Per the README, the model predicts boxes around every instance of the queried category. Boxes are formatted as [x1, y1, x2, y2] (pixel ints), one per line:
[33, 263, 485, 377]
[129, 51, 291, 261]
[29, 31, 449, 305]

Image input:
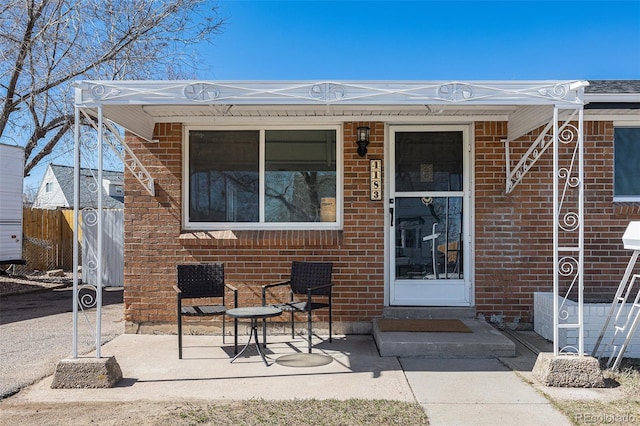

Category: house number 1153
[370, 159, 382, 201]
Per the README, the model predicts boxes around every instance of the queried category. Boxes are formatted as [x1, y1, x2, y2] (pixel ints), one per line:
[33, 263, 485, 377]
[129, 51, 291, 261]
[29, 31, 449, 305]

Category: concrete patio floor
[6, 332, 579, 425]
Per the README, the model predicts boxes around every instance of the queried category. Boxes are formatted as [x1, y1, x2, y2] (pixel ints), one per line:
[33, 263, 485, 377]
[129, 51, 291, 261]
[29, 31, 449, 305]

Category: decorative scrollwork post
[553, 106, 585, 356]
[72, 106, 106, 358]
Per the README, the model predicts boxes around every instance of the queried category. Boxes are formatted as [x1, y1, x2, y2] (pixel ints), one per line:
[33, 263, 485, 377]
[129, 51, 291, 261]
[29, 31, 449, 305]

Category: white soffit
[586, 93, 640, 103]
[102, 105, 155, 141]
[506, 105, 554, 142]
[142, 104, 518, 120]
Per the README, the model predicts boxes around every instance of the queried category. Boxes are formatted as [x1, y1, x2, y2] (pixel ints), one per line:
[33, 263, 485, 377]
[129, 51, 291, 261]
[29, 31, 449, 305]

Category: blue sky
[22, 0, 640, 194]
[202, 0, 640, 80]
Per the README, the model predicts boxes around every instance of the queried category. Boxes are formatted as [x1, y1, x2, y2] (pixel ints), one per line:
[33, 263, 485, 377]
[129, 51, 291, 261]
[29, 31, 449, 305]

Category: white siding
[534, 292, 640, 358]
[32, 166, 68, 209]
[82, 209, 124, 287]
[0, 144, 25, 262]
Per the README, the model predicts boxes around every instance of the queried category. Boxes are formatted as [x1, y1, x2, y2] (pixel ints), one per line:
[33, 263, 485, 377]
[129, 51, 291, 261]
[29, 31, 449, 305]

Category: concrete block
[372, 319, 515, 358]
[532, 352, 604, 388]
[51, 356, 122, 389]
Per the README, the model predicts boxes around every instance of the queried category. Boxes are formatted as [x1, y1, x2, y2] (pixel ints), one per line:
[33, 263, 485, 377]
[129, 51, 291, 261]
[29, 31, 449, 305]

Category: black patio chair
[174, 263, 238, 359]
[262, 261, 334, 353]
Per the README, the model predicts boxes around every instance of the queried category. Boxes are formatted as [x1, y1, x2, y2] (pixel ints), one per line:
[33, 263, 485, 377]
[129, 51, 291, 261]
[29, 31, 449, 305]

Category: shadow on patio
[12, 334, 415, 403]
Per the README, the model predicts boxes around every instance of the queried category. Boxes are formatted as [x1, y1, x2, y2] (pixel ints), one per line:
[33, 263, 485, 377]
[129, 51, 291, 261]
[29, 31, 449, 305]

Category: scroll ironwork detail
[437, 83, 473, 102]
[309, 83, 345, 101]
[184, 83, 220, 101]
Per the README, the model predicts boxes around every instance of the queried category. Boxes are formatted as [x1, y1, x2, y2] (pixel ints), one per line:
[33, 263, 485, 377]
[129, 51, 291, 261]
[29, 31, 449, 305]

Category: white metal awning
[74, 80, 589, 141]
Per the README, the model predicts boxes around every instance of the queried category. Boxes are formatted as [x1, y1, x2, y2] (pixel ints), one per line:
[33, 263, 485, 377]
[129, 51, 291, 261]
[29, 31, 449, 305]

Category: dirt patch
[0, 401, 190, 425]
[0, 271, 74, 296]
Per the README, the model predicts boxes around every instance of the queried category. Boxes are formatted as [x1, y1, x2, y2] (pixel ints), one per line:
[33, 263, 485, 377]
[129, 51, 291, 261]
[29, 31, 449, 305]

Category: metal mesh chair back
[290, 261, 333, 295]
[177, 263, 225, 298]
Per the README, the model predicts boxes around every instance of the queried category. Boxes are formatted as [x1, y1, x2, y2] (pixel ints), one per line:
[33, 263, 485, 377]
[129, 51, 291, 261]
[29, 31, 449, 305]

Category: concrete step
[372, 318, 516, 358]
[382, 307, 476, 319]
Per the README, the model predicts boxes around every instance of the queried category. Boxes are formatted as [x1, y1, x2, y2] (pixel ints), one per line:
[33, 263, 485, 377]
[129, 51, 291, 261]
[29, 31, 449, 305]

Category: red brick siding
[474, 120, 640, 323]
[124, 122, 385, 326]
[124, 120, 640, 329]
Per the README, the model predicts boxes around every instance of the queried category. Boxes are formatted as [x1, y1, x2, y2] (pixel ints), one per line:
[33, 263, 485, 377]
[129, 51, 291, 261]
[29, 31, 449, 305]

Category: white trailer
[0, 143, 26, 266]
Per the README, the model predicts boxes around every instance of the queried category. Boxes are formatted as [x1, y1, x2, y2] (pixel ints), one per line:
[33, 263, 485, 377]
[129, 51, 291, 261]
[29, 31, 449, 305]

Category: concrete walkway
[7, 333, 573, 425]
[402, 357, 571, 425]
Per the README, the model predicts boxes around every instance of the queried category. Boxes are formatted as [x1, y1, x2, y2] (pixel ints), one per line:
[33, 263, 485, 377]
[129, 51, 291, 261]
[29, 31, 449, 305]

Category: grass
[173, 399, 429, 426]
[550, 359, 640, 426]
[170, 360, 640, 426]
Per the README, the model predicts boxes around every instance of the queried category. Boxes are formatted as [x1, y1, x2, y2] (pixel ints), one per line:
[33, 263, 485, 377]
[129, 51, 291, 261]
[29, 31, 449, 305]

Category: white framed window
[614, 127, 640, 202]
[45, 182, 53, 192]
[184, 126, 342, 230]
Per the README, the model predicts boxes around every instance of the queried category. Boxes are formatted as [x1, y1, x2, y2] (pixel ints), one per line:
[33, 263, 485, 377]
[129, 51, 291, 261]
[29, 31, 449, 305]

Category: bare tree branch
[0, 0, 225, 176]
[0, 0, 47, 136]
[24, 116, 73, 175]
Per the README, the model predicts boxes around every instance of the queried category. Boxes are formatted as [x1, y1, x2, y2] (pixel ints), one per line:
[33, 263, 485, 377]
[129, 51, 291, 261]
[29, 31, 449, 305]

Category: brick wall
[474, 120, 640, 323]
[582, 121, 640, 300]
[123, 119, 640, 332]
[123, 122, 386, 332]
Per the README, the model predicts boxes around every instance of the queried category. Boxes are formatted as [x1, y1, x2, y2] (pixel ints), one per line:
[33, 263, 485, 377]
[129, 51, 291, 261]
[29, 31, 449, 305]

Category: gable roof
[49, 164, 124, 209]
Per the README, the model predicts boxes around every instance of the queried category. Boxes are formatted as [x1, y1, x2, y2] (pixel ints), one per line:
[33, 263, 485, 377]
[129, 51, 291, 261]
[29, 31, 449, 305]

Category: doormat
[377, 319, 472, 333]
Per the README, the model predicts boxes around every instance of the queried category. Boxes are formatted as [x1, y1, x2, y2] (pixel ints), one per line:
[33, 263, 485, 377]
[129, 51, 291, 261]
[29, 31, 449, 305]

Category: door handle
[389, 206, 394, 226]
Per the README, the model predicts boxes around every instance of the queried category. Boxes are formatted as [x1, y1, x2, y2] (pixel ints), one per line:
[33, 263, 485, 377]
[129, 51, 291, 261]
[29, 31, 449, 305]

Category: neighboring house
[32, 164, 124, 210]
[31, 164, 124, 286]
[71, 80, 640, 339]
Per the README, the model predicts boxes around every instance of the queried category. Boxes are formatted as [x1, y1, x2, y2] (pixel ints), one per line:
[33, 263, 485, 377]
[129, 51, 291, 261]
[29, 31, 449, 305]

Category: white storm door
[389, 126, 471, 306]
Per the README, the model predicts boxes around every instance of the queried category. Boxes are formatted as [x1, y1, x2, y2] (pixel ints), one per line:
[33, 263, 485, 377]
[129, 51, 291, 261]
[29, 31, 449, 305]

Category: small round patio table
[226, 306, 282, 366]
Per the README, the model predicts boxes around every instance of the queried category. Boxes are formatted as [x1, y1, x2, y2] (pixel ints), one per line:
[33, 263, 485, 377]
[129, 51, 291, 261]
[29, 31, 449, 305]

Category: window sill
[179, 231, 239, 240]
[178, 229, 343, 247]
[613, 201, 640, 217]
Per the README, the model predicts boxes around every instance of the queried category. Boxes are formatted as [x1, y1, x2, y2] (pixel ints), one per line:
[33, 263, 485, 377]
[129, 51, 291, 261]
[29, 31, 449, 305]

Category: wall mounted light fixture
[356, 126, 370, 157]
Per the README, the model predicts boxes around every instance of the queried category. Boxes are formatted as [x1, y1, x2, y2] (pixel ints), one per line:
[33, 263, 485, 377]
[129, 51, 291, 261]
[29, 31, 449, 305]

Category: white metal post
[578, 108, 585, 356]
[72, 106, 80, 359]
[96, 106, 104, 359]
[504, 140, 511, 193]
[553, 107, 560, 356]
[553, 106, 585, 356]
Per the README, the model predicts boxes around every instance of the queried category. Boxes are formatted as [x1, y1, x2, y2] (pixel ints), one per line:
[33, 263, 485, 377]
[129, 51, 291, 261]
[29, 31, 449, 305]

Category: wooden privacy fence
[22, 208, 79, 271]
[21, 207, 125, 286]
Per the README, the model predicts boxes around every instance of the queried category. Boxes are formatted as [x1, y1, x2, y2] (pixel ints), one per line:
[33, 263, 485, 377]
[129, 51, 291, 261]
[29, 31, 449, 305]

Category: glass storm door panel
[390, 127, 471, 306]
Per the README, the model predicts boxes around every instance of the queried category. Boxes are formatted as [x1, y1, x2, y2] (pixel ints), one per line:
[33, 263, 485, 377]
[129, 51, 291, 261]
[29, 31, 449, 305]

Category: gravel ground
[0, 271, 124, 399]
[0, 270, 74, 296]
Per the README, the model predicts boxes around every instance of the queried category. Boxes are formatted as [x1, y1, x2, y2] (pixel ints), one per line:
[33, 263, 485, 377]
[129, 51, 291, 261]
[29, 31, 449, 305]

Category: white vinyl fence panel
[82, 209, 124, 287]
